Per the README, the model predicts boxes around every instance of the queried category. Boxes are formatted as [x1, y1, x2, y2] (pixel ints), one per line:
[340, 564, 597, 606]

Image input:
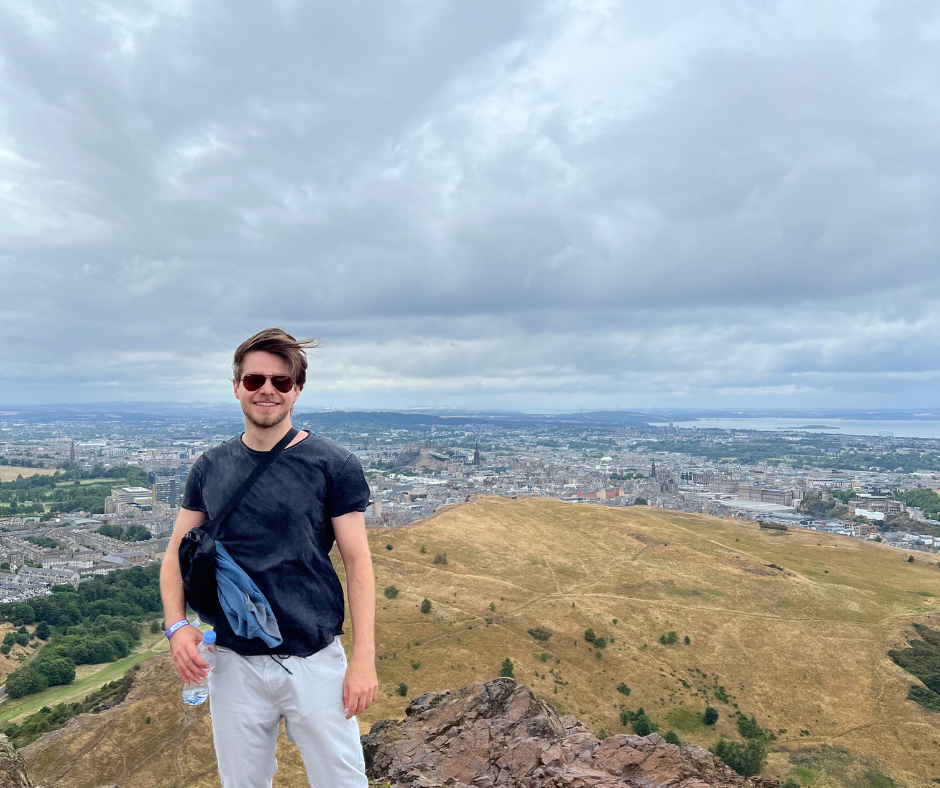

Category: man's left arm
[333, 510, 378, 719]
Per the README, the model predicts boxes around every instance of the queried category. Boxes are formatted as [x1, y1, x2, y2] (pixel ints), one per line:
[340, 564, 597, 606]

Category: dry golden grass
[21, 498, 940, 788]
[0, 466, 56, 482]
[349, 497, 940, 788]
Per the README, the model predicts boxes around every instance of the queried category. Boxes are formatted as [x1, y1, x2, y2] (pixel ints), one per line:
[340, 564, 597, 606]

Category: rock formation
[362, 678, 777, 788]
[0, 735, 32, 788]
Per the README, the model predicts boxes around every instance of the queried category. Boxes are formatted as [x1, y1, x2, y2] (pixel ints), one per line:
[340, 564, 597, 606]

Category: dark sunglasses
[240, 374, 294, 393]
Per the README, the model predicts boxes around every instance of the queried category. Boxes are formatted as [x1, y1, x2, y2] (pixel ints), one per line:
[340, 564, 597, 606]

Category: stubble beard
[242, 403, 291, 430]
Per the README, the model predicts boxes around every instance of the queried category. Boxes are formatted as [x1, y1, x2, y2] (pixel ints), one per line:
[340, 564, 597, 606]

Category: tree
[384, 585, 400, 599]
[634, 498, 648, 506]
[35, 657, 76, 687]
[737, 714, 764, 739]
[908, 555, 915, 563]
[710, 739, 766, 777]
[6, 667, 48, 699]
[704, 706, 719, 725]
[664, 730, 682, 746]
[397, 682, 408, 696]
[420, 598, 432, 614]
[633, 714, 653, 736]
[500, 657, 515, 678]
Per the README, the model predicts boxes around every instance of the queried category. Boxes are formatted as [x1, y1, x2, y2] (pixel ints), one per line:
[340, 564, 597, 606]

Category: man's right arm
[160, 507, 210, 684]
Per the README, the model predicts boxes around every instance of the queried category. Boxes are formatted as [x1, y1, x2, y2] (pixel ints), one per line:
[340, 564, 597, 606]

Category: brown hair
[232, 328, 320, 389]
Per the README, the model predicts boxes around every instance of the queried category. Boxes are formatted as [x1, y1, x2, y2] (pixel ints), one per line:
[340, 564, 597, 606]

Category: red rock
[361, 678, 778, 788]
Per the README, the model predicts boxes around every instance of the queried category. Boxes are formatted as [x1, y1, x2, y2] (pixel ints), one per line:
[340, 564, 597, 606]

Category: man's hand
[169, 625, 209, 684]
[342, 653, 378, 719]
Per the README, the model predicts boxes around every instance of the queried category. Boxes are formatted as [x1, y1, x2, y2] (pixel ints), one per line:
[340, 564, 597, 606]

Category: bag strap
[213, 427, 298, 538]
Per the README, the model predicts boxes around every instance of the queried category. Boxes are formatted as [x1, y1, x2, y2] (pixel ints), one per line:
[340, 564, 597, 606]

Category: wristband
[165, 619, 191, 640]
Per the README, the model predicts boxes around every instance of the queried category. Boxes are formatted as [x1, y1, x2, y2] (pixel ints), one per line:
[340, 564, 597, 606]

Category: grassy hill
[23, 498, 940, 788]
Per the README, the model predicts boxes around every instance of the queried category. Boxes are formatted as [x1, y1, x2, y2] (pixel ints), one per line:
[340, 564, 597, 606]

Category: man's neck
[242, 417, 294, 452]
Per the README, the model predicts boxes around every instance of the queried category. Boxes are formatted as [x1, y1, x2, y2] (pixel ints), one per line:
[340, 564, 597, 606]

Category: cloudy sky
[1, 1, 938, 411]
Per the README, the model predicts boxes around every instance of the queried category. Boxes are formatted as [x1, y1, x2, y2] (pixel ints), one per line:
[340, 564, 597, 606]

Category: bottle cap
[202, 630, 216, 645]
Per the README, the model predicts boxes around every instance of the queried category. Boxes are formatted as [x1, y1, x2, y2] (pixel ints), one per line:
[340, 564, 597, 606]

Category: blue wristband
[165, 619, 191, 640]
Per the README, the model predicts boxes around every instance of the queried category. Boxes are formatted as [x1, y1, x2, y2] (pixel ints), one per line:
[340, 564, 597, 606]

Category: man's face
[233, 350, 301, 429]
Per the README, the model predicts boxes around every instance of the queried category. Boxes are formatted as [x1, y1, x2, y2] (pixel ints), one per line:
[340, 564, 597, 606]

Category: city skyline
[2, 1, 939, 409]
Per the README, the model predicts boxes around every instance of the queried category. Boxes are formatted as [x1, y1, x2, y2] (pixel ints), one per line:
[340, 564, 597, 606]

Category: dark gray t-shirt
[181, 432, 370, 656]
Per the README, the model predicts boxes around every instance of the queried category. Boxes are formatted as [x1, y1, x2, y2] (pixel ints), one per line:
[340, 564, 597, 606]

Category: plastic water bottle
[182, 630, 217, 706]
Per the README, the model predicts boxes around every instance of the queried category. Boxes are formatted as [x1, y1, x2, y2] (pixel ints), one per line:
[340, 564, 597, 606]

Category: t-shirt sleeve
[327, 453, 371, 517]
[181, 457, 208, 513]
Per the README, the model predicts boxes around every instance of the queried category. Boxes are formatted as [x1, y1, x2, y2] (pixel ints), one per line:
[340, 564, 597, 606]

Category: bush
[397, 682, 408, 696]
[659, 631, 678, 645]
[737, 714, 764, 739]
[149, 620, 162, 634]
[433, 552, 448, 565]
[420, 545, 427, 554]
[386, 544, 393, 551]
[489, 602, 496, 612]
[0, 644, 10, 655]
[684, 636, 691, 645]
[664, 730, 682, 746]
[500, 657, 515, 678]
[384, 585, 400, 599]
[710, 739, 766, 777]
[908, 555, 915, 563]
[704, 706, 719, 725]
[420, 598, 432, 614]
[593, 637, 607, 650]
[633, 714, 653, 736]
[527, 628, 552, 643]
[616, 682, 631, 696]
[584, 628, 596, 644]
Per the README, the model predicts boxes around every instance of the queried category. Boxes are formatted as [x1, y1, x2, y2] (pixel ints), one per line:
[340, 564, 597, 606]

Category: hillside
[22, 497, 940, 788]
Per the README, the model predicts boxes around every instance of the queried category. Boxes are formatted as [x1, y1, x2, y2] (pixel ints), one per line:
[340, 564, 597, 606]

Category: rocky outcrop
[362, 678, 777, 788]
[0, 735, 31, 788]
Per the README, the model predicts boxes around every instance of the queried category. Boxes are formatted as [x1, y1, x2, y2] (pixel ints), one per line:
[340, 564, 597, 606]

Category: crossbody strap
[213, 427, 298, 539]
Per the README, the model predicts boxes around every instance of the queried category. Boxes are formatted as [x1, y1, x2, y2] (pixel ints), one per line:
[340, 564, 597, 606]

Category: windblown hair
[232, 328, 320, 389]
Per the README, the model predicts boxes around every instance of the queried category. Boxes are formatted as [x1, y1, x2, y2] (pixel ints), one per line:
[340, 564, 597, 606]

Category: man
[160, 328, 377, 788]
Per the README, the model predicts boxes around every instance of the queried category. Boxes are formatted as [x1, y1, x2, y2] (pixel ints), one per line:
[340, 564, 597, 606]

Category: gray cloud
[1, 0, 939, 408]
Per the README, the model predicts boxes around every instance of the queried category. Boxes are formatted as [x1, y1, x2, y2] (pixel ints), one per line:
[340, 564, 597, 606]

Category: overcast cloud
[1, 0, 939, 410]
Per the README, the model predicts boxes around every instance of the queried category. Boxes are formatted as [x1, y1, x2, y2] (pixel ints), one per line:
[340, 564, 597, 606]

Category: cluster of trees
[24, 535, 59, 549]
[896, 489, 940, 521]
[2, 668, 137, 748]
[97, 523, 152, 542]
[709, 711, 773, 777]
[0, 464, 151, 516]
[798, 492, 849, 519]
[0, 565, 162, 700]
[584, 627, 608, 650]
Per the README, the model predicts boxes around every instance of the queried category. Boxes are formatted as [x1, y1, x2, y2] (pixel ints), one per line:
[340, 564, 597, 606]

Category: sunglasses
[240, 374, 295, 393]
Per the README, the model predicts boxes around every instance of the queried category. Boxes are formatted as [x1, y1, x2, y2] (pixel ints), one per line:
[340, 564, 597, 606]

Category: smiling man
[159, 328, 376, 788]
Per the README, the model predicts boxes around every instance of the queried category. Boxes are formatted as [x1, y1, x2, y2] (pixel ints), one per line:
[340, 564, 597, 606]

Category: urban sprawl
[2, 408, 939, 605]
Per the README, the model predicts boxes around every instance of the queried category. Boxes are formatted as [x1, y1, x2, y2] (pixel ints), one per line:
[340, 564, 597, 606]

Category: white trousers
[207, 638, 367, 788]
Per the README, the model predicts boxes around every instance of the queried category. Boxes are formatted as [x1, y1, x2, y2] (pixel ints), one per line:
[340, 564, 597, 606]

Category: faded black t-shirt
[181, 432, 370, 656]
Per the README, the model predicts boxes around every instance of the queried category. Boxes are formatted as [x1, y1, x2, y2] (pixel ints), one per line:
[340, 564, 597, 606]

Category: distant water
[650, 418, 940, 440]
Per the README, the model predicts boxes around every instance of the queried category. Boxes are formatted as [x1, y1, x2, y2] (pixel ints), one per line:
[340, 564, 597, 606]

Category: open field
[22, 498, 940, 788]
[0, 467, 56, 482]
[352, 498, 940, 788]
